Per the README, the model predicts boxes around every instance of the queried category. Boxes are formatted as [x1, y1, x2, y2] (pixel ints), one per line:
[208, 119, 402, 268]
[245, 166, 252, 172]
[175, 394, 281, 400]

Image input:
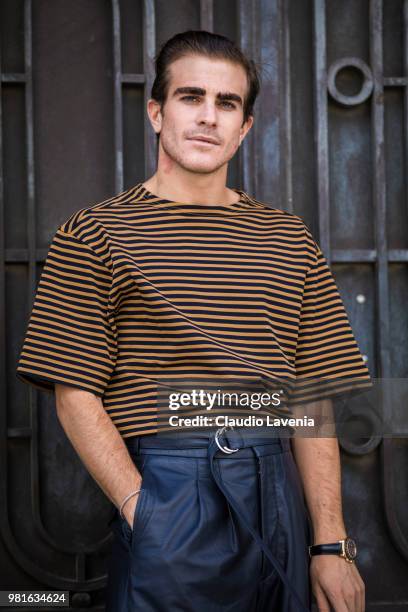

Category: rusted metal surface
[200, 0, 214, 33]
[1, 0, 407, 608]
[112, 0, 124, 192]
[313, 0, 331, 258]
[143, 0, 157, 178]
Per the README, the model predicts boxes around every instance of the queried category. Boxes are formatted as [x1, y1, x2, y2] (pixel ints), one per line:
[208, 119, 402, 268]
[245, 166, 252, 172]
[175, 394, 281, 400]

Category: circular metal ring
[214, 426, 239, 454]
[337, 411, 382, 455]
[327, 57, 373, 106]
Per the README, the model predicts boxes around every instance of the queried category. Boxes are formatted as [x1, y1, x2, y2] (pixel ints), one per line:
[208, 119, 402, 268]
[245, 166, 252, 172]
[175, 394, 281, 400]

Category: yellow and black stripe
[16, 183, 372, 438]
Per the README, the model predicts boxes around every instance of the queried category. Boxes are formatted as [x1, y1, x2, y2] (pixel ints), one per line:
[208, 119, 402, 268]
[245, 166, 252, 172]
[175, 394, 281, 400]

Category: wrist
[122, 494, 138, 527]
[309, 535, 358, 563]
[312, 527, 347, 545]
[119, 483, 142, 521]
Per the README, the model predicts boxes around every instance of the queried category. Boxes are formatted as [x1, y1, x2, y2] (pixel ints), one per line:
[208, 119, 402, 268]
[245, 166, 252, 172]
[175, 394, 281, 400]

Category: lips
[188, 136, 220, 145]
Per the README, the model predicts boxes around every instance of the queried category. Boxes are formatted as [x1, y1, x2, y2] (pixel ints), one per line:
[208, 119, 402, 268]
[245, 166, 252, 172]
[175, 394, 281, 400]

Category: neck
[143, 169, 240, 206]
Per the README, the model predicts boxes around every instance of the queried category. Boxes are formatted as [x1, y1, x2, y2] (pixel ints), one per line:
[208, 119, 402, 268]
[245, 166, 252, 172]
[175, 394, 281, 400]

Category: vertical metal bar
[200, 0, 214, 32]
[112, 0, 124, 192]
[251, 0, 261, 198]
[24, 0, 63, 564]
[237, 0, 256, 195]
[370, 0, 390, 379]
[312, 0, 331, 259]
[404, 0, 408, 221]
[25, 0, 35, 251]
[24, 0, 39, 525]
[380, 0, 408, 564]
[256, 0, 281, 207]
[281, 0, 293, 212]
[0, 0, 6, 547]
[24, 0, 36, 320]
[143, 0, 157, 179]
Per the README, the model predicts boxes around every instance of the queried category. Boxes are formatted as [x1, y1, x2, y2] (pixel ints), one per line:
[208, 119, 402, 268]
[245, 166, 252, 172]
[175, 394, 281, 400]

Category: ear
[146, 98, 163, 134]
[239, 115, 254, 144]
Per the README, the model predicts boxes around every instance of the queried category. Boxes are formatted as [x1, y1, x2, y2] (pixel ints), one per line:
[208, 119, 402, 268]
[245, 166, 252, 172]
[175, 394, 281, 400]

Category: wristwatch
[308, 537, 357, 563]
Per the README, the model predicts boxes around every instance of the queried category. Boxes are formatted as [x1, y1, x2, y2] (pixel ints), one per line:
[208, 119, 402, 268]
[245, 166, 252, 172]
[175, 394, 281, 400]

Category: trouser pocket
[118, 453, 155, 549]
[254, 448, 312, 611]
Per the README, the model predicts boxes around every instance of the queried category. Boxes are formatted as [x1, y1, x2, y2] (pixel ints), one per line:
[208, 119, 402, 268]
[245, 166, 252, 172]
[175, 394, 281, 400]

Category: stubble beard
[160, 130, 236, 176]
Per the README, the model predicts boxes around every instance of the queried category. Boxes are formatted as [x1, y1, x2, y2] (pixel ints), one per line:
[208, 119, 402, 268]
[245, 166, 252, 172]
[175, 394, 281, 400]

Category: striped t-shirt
[16, 183, 372, 438]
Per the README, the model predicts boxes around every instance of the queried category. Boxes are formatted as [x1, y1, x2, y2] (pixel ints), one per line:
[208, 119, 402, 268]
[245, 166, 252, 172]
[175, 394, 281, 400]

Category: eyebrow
[172, 86, 243, 106]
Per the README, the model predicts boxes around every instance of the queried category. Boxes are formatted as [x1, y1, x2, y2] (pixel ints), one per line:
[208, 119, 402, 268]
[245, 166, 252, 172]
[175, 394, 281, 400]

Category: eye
[220, 101, 236, 109]
[181, 95, 199, 102]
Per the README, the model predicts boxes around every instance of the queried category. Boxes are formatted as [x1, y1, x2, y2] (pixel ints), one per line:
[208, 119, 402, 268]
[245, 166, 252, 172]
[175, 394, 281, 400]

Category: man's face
[150, 54, 254, 175]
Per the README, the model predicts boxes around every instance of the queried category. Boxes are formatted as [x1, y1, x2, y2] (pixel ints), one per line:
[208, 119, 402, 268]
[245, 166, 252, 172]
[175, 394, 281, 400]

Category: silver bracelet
[119, 489, 141, 520]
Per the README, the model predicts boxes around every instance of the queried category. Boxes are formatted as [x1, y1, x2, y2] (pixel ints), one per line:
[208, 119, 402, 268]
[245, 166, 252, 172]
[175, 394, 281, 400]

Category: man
[16, 30, 371, 611]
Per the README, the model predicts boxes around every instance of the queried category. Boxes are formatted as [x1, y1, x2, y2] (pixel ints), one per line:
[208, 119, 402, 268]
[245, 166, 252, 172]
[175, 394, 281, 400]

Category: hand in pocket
[123, 485, 143, 531]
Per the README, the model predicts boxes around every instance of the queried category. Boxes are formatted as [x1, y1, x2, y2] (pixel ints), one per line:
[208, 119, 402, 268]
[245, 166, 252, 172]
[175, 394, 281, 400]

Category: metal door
[1, 1, 406, 609]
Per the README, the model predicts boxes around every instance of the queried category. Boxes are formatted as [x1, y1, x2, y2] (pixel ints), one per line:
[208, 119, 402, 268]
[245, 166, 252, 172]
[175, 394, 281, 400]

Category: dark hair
[151, 30, 261, 136]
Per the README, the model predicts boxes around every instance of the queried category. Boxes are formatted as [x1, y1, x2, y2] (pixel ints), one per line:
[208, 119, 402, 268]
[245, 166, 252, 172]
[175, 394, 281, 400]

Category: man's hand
[290, 402, 366, 610]
[310, 555, 365, 611]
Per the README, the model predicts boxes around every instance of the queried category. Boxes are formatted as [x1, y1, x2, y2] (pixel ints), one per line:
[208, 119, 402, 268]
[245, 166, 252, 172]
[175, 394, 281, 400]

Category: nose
[196, 100, 217, 126]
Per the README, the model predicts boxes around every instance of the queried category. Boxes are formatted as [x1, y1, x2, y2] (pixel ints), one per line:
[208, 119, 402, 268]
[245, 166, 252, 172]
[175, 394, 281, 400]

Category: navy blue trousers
[105, 428, 312, 611]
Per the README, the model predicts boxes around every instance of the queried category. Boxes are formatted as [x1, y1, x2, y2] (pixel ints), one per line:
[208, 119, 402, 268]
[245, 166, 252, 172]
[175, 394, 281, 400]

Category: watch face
[345, 537, 357, 559]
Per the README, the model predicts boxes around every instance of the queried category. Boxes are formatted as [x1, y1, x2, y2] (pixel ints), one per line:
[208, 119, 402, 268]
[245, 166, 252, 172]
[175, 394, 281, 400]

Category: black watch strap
[309, 537, 357, 562]
[309, 542, 342, 556]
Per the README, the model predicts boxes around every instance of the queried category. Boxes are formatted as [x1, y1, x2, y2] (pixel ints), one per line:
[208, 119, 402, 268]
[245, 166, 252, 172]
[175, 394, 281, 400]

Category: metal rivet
[362, 355, 368, 362]
[356, 294, 366, 304]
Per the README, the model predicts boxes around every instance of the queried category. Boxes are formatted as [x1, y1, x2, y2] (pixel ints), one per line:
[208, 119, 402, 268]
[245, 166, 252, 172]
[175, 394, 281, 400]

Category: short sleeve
[16, 226, 118, 397]
[288, 232, 372, 405]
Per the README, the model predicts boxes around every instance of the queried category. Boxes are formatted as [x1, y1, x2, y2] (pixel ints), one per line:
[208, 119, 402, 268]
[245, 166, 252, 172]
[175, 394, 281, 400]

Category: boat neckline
[130, 182, 267, 214]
